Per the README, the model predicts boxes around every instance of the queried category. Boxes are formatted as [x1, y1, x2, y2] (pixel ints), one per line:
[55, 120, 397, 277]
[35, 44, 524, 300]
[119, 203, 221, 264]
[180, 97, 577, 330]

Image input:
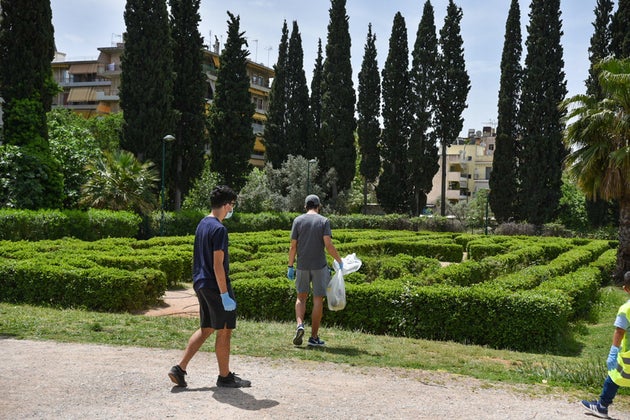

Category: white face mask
[225, 209, 233, 219]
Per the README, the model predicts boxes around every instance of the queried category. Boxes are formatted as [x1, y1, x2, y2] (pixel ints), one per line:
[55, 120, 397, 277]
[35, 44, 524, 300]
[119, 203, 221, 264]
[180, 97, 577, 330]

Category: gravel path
[2, 338, 628, 419]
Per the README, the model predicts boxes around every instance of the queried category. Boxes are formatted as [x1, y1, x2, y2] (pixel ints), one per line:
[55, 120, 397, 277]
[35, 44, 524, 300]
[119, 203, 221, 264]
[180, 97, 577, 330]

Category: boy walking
[582, 271, 630, 418]
[287, 194, 342, 347]
[168, 185, 250, 388]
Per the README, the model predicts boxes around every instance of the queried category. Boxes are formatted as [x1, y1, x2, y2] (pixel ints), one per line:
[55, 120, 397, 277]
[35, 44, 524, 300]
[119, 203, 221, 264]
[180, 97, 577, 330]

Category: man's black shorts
[196, 288, 237, 329]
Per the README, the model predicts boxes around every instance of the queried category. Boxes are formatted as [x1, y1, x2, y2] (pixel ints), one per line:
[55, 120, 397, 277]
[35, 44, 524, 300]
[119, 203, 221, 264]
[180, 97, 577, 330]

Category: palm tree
[81, 150, 159, 215]
[562, 57, 630, 283]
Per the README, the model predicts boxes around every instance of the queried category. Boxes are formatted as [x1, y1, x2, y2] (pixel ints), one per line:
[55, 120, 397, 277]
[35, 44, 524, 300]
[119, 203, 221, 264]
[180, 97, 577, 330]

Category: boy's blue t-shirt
[192, 216, 230, 292]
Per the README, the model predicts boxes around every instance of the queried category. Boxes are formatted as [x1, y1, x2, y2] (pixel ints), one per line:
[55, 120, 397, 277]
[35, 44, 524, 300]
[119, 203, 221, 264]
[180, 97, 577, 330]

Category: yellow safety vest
[609, 300, 630, 387]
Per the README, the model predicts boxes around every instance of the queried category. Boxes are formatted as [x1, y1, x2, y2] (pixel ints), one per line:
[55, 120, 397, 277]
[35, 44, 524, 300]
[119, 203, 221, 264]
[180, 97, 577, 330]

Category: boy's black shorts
[196, 288, 236, 329]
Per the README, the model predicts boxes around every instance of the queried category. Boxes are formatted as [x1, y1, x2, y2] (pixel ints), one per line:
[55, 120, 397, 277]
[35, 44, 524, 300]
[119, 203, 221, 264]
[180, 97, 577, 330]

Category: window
[251, 74, 265, 86]
[251, 97, 264, 111]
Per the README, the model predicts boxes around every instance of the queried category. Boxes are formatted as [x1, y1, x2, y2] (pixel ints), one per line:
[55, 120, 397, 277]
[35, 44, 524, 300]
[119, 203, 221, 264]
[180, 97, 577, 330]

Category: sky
[50, 0, 601, 138]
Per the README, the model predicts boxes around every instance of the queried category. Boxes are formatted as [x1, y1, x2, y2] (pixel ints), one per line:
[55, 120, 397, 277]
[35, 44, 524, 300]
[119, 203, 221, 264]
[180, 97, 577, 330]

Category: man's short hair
[210, 185, 237, 209]
[304, 194, 320, 210]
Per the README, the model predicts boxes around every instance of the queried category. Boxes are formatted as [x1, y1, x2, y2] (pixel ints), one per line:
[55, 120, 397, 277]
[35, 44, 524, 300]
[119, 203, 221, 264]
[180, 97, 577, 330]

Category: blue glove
[607, 345, 620, 370]
[287, 266, 296, 280]
[338, 261, 344, 272]
[220, 292, 236, 311]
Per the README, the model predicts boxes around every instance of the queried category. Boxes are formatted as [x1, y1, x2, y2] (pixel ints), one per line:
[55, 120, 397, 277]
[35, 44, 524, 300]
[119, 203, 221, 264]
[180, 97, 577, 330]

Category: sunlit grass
[1, 285, 629, 408]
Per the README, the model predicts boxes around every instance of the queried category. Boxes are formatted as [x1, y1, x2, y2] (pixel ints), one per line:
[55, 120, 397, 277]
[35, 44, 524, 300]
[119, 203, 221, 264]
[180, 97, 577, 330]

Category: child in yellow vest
[582, 271, 630, 419]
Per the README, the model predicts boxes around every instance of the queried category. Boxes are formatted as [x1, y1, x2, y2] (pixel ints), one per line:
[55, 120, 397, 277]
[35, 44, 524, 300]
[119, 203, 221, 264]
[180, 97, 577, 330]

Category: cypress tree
[308, 39, 324, 162]
[586, 0, 614, 97]
[357, 24, 381, 212]
[489, 0, 521, 223]
[610, 0, 630, 58]
[377, 12, 412, 214]
[409, 1, 440, 216]
[285, 21, 311, 157]
[207, 12, 255, 191]
[264, 20, 289, 168]
[120, 0, 175, 166]
[0, 0, 63, 208]
[320, 0, 356, 202]
[517, 0, 567, 225]
[169, 0, 207, 210]
[585, 0, 615, 227]
[434, 0, 470, 216]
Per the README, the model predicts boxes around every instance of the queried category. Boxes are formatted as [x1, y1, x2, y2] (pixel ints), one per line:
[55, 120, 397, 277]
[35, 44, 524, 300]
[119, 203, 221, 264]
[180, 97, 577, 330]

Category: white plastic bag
[327, 253, 362, 311]
[326, 269, 346, 311]
[337, 253, 362, 275]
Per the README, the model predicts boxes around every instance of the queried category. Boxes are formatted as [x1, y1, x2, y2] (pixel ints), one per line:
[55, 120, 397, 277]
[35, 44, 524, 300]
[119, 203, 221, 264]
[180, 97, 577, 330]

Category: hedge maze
[0, 229, 616, 352]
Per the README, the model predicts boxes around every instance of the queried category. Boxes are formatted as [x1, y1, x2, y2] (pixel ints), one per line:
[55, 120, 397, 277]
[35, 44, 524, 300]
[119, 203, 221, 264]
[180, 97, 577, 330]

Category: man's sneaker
[293, 325, 305, 345]
[581, 400, 609, 418]
[168, 365, 187, 387]
[307, 336, 325, 347]
[217, 372, 251, 388]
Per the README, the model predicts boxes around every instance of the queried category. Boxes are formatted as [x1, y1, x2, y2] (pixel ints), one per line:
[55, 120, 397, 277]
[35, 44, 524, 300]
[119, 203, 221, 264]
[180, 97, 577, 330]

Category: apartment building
[202, 42, 272, 166]
[426, 126, 496, 207]
[51, 41, 274, 167]
[51, 45, 122, 117]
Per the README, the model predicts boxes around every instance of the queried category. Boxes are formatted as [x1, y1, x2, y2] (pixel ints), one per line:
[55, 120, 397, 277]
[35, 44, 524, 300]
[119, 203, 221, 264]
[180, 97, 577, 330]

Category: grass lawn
[2, 284, 630, 407]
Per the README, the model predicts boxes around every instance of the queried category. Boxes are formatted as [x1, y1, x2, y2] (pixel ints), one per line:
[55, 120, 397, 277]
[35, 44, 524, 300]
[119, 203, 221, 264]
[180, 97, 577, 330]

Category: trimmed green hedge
[0, 230, 617, 351]
[0, 209, 141, 241]
[0, 259, 165, 311]
[0, 236, 193, 310]
[234, 277, 572, 352]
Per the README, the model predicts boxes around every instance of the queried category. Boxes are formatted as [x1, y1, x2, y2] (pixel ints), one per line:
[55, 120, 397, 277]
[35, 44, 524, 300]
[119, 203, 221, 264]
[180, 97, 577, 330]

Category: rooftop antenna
[482, 119, 497, 129]
[253, 39, 258, 62]
[111, 33, 122, 46]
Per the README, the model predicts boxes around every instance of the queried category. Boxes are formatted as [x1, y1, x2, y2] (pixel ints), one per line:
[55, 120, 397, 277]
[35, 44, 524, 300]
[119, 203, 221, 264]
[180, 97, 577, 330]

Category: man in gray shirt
[287, 194, 343, 347]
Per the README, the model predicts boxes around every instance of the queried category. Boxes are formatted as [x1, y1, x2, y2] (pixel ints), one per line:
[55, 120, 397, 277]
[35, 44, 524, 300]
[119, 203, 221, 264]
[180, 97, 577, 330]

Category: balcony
[59, 80, 111, 88]
[445, 189, 461, 200]
[95, 91, 119, 101]
[98, 63, 122, 75]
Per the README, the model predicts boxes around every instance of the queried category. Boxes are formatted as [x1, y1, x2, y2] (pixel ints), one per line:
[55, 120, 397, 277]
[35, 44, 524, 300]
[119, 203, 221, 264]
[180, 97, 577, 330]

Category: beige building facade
[426, 127, 496, 208]
[51, 41, 274, 167]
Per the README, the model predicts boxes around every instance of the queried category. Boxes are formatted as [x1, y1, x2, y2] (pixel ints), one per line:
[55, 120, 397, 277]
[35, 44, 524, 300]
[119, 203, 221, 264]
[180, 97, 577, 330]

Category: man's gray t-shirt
[290, 213, 332, 270]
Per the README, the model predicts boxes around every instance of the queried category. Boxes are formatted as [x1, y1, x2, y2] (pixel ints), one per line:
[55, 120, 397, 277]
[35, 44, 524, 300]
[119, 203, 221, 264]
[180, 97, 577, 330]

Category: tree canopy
[208, 12, 255, 191]
[489, 0, 521, 223]
[517, 0, 567, 225]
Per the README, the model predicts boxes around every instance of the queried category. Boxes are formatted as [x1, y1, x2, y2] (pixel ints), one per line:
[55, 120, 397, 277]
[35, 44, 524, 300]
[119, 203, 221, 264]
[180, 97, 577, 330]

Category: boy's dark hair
[210, 185, 237, 209]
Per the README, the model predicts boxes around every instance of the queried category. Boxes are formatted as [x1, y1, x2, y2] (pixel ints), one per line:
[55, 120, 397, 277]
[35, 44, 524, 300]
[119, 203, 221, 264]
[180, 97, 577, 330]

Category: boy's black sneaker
[217, 372, 251, 388]
[168, 365, 187, 387]
[307, 336, 325, 347]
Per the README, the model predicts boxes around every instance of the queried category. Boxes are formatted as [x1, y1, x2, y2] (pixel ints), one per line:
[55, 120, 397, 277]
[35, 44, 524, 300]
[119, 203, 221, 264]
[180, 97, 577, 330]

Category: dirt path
[2, 290, 629, 419]
[0, 338, 610, 420]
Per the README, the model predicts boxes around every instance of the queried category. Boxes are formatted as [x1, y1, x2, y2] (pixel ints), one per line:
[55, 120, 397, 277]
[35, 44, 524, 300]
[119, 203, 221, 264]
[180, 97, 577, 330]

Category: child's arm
[612, 326, 625, 348]
[608, 327, 626, 370]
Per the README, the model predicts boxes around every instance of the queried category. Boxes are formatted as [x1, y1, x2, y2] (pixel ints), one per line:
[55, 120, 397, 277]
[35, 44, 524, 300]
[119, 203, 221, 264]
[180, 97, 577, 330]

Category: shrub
[0, 209, 140, 241]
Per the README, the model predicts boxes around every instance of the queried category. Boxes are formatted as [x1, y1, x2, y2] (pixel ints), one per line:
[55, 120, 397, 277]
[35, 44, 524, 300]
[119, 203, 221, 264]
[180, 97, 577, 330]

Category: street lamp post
[306, 159, 317, 195]
[484, 190, 490, 235]
[160, 134, 175, 236]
